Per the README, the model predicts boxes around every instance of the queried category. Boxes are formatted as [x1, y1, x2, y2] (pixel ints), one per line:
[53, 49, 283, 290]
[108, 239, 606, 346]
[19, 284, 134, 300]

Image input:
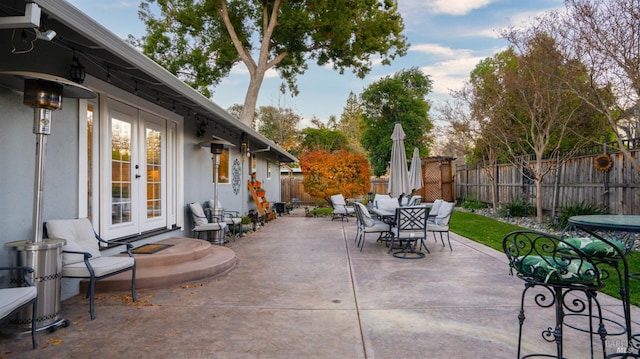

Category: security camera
[35, 28, 56, 41]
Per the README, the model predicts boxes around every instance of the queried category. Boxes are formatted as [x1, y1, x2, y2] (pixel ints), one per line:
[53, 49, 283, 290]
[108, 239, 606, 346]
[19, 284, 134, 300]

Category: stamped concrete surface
[1, 212, 639, 358]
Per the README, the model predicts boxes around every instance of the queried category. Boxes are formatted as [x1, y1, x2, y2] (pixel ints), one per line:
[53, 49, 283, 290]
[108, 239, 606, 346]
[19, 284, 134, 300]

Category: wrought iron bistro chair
[388, 206, 430, 259]
[503, 230, 608, 359]
[353, 202, 391, 252]
[45, 218, 136, 320]
[0, 266, 38, 348]
[330, 194, 355, 222]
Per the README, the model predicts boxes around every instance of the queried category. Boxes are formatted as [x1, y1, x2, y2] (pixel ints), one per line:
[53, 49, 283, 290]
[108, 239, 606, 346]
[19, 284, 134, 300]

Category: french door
[102, 99, 167, 238]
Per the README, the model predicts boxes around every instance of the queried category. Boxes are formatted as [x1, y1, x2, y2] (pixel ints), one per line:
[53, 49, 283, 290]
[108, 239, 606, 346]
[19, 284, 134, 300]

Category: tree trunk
[535, 156, 544, 223]
[238, 68, 267, 127]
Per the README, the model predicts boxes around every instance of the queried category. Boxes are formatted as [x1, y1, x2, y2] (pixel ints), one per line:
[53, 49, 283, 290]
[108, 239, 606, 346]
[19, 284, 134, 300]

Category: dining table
[565, 215, 640, 354]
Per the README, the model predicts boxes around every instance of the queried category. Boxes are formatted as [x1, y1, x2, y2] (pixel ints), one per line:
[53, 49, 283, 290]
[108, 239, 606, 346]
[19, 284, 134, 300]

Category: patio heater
[2, 72, 95, 335]
[200, 137, 234, 244]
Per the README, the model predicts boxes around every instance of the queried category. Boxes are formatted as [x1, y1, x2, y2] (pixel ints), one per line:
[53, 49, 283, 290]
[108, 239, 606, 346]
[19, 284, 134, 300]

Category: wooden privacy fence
[280, 177, 389, 206]
[455, 148, 640, 215]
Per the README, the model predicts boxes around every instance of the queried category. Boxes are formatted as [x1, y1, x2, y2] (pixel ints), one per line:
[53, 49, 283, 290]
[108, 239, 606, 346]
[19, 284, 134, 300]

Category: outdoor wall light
[240, 132, 251, 157]
[69, 52, 85, 84]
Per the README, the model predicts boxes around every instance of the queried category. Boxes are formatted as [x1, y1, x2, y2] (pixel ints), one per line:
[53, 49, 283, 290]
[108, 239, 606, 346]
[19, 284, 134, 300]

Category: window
[267, 160, 271, 180]
[213, 148, 230, 184]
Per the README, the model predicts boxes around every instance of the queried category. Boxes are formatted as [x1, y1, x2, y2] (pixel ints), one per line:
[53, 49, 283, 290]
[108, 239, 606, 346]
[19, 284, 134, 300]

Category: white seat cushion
[194, 222, 227, 231]
[376, 198, 400, 211]
[390, 227, 425, 240]
[427, 223, 448, 231]
[62, 256, 135, 278]
[434, 201, 454, 225]
[364, 222, 391, 233]
[0, 287, 37, 319]
[46, 218, 102, 265]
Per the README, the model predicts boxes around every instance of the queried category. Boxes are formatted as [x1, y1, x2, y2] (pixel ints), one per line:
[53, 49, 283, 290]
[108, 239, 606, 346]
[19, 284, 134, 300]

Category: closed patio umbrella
[388, 123, 410, 198]
[409, 147, 423, 192]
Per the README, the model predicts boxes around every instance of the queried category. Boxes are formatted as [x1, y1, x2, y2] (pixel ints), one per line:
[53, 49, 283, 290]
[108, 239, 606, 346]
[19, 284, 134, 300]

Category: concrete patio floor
[1, 211, 639, 358]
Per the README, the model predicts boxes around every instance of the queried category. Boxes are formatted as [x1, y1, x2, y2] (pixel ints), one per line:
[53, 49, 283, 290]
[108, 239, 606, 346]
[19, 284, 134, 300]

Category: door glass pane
[111, 119, 132, 224]
[146, 128, 162, 219]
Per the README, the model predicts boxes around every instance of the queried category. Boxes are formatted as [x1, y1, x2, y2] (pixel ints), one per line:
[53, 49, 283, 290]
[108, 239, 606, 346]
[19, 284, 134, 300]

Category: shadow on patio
[1, 212, 638, 358]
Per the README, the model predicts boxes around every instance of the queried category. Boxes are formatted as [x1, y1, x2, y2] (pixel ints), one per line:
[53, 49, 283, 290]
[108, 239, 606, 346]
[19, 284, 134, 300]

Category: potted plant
[240, 216, 252, 233]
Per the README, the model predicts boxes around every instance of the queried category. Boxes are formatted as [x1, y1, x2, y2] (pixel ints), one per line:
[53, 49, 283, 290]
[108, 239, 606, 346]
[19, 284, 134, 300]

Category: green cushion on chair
[559, 237, 626, 259]
[513, 255, 598, 285]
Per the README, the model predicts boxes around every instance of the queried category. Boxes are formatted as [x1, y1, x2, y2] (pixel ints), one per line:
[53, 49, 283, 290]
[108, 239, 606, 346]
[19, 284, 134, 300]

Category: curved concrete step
[81, 237, 237, 292]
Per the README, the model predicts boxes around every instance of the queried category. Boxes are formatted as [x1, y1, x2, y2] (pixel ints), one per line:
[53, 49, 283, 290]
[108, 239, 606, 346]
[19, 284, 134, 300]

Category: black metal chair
[353, 202, 391, 252]
[330, 194, 355, 222]
[503, 230, 608, 358]
[0, 266, 38, 348]
[45, 218, 136, 320]
[388, 206, 430, 259]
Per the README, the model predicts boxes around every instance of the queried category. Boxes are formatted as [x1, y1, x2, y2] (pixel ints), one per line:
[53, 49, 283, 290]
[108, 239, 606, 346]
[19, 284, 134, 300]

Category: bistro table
[566, 215, 640, 356]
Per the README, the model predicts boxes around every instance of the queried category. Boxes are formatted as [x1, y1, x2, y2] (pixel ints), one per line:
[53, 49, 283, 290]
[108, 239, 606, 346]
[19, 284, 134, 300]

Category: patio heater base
[1, 239, 70, 335]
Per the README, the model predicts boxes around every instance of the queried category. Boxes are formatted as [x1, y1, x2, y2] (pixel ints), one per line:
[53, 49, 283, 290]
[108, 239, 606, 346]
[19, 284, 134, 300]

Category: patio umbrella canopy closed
[409, 147, 423, 192]
[388, 123, 410, 198]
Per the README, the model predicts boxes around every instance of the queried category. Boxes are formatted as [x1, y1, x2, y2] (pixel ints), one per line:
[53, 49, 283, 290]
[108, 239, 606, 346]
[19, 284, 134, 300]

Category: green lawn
[450, 210, 640, 306]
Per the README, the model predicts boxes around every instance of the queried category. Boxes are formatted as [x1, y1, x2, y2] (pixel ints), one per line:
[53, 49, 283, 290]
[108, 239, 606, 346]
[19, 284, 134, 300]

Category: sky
[65, 0, 564, 127]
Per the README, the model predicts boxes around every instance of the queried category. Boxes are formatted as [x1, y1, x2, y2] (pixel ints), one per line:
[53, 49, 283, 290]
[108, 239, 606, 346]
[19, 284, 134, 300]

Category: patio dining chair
[188, 202, 227, 242]
[45, 218, 136, 320]
[426, 201, 455, 250]
[353, 202, 391, 252]
[330, 194, 355, 222]
[428, 199, 443, 219]
[0, 266, 38, 348]
[208, 200, 242, 238]
[388, 206, 430, 259]
[503, 230, 607, 358]
[407, 195, 422, 206]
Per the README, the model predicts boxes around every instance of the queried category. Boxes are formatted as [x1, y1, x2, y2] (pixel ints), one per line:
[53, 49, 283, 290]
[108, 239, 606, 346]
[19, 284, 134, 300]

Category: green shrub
[312, 208, 334, 216]
[497, 198, 533, 217]
[461, 196, 487, 210]
[552, 201, 607, 229]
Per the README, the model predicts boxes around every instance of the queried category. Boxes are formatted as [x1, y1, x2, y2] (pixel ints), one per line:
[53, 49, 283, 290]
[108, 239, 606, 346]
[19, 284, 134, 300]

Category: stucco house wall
[0, 0, 295, 300]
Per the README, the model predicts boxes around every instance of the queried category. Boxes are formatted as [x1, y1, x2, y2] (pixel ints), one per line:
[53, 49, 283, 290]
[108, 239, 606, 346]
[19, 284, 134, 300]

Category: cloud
[400, 0, 496, 16]
[95, 1, 138, 9]
[430, 0, 496, 15]
[422, 55, 486, 95]
[230, 64, 278, 78]
[410, 43, 472, 58]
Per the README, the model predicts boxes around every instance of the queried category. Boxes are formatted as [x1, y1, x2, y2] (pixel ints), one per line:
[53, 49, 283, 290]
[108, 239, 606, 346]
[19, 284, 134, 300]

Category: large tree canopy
[138, 0, 408, 126]
[360, 67, 433, 177]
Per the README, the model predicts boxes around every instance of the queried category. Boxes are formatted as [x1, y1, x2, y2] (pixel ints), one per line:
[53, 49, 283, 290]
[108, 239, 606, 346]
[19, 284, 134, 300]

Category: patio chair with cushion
[502, 230, 607, 358]
[428, 199, 443, 219]
[426, 201, 455, 250]
[330, 194, 355, 222]
[207, 200, 242, 238]
[407, 195, 422, 206]
[188, 202, 227, 241]
[45, 218, 136, 320]
[353, 202, 391, 252]
[388, 206, 430, 259]
[0, 266, 38, 348]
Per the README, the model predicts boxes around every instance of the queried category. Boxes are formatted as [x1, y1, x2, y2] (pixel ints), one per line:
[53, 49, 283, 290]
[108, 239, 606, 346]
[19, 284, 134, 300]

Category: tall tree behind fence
[455, 146, 640, 215]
